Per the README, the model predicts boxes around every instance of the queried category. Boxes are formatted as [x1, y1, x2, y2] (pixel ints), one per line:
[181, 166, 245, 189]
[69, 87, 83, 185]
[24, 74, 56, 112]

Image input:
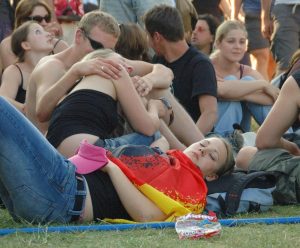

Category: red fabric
[54, 0, 84, 17]
[108, 150, 207, 211]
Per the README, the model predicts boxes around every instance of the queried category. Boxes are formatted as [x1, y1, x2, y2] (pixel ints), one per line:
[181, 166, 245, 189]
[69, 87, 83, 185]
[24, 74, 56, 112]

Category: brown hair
[78, 11, 120, 39]
[115, 23, 150, 61]
[11, 21, 34, 62]
[144, 4, 184, 42]
[15, 0, 51, 29]
[216, 138, 235, 176]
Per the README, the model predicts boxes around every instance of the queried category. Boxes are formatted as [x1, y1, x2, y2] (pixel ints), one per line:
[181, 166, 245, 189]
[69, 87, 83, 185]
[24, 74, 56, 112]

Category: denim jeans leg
[214, 100, 243, 136]
[0, 97, 81, 223]
[240, 102, 252, 132]
[101, 131, 161, 150]
[0, 179, 17, 220]
[245, 102, 272, 125]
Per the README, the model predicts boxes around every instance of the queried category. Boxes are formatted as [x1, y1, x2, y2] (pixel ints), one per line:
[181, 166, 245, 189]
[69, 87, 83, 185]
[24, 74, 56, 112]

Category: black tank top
[84, 171, 132, 221]
[47, 89, 119, 148]
[14, 64, 26, 103]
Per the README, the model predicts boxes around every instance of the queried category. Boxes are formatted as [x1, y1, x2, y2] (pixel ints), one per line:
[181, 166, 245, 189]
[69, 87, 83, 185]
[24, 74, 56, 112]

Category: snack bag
[175, 213, 221, 239]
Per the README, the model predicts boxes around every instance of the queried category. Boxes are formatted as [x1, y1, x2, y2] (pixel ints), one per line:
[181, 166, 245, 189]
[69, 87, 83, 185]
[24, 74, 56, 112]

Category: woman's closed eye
[209, 151, 218, 161]
[199, 140, 209, 147]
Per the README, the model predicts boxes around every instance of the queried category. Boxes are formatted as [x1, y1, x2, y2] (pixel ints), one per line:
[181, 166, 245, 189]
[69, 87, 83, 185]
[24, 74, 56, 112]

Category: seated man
[144, 5, 218, 136]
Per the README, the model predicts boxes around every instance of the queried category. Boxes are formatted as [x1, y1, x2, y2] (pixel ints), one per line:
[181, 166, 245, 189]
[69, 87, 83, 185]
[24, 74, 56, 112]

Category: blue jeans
[97, 131, 161, 151]
[0, 97, 85, 223]
[214, 75, 272, 136]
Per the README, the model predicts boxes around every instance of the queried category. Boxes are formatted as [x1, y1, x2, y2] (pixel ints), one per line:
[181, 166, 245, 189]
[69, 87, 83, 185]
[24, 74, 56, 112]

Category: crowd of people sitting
[0, 0, 299, 224]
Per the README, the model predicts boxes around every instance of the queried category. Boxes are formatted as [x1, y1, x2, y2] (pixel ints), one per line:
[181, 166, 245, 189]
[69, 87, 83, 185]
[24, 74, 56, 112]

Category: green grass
[1, 205, 300, 247]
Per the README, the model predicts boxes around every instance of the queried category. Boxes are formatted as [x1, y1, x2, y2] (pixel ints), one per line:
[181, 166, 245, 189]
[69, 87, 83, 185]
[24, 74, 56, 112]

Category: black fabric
[14, 64, 26, 104]
[291, 70, 300, 131]
[47, 89, 118, 148]
[192, 0, 223, 22]
[153, 46, 217, 123]
[84, 171, 132, 221]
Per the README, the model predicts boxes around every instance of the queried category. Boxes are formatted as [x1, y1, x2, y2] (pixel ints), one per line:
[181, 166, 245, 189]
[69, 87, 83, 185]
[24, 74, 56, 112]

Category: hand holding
[132, 75, 153, 97]
[72, 58, 122, 79]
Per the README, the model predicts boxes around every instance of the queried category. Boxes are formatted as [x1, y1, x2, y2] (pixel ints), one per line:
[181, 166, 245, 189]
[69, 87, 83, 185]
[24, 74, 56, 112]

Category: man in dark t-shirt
[145, 5, 218, 135]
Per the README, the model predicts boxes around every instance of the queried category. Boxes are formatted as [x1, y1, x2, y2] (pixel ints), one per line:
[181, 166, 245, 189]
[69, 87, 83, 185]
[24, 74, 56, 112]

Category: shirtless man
[26, 11, 204, 147]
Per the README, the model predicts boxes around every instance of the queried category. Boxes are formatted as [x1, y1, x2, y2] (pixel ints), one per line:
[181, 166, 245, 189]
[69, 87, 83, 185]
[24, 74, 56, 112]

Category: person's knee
[235, 146, 258, 171]
[224, 75, 238, 80]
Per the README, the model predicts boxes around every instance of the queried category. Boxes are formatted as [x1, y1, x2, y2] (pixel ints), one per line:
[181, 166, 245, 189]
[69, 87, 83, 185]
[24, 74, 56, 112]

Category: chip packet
[175, 213, 221, 239]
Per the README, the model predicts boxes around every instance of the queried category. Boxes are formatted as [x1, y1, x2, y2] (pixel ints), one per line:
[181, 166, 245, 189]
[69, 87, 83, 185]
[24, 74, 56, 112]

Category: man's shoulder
[30, 56, 66, 90]
[36, 55, 65, 70]
[32, 56, 66, 79]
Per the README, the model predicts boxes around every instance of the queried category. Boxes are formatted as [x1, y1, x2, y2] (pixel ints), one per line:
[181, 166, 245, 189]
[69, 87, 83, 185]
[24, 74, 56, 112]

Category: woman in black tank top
[0, 22, 53, 113]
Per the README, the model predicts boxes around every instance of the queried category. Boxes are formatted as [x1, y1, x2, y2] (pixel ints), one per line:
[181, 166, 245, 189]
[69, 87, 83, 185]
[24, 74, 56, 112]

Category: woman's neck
[212, 53, 241, 78]
[23, 51, 49, 69]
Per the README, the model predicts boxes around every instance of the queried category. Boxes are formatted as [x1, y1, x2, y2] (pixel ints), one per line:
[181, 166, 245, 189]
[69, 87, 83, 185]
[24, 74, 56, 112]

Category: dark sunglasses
[81, 29, 104, 50]
[26, 15, 51, 23]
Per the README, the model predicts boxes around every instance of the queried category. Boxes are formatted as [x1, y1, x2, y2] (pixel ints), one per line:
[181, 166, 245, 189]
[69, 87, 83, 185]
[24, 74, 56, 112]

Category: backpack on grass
[205, 170, 278, 217]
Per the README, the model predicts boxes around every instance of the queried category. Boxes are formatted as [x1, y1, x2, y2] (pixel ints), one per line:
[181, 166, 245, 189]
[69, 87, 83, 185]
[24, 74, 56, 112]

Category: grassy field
[0, 205, 300, 247]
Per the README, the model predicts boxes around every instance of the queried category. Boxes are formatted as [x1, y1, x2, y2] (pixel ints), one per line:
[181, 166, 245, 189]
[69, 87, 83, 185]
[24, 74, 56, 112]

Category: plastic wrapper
[175, 213, 222, 239]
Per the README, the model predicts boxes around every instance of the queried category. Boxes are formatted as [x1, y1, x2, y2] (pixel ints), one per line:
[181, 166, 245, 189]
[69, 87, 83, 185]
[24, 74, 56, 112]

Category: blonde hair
[215, 20, 247, 44]
[78, 11, 120, 38]
[82, 49, 115, 62]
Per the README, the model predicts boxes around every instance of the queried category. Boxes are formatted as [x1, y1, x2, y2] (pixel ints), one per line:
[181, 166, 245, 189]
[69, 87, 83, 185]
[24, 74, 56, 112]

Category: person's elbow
[134, 121, 159, 137]
[137, 126, 158, 137]
[156, 64, 174, 83]
[36, 104, 50, 122]
[255, 135, 274, 150]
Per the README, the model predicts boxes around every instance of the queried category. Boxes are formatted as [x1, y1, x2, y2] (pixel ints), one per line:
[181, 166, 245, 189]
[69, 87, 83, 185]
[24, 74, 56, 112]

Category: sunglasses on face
[81, 29, 104, 50]
[196, 26, 210, 33]
[26, 15, 51, 23]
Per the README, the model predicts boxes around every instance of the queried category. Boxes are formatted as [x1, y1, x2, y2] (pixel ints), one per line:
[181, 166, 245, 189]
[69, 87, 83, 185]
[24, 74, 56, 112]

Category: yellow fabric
[104, 183, 205, 224]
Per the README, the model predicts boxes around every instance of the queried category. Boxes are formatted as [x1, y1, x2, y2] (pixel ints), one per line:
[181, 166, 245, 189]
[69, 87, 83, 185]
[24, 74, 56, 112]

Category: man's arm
[127, 59, 174, 88]
[231, 0, 243, 20]
[196, 95, 218, 135]
[220, 0, 233, 20]
[131, 63, 174, 97]
[261, 0, 273, 39]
